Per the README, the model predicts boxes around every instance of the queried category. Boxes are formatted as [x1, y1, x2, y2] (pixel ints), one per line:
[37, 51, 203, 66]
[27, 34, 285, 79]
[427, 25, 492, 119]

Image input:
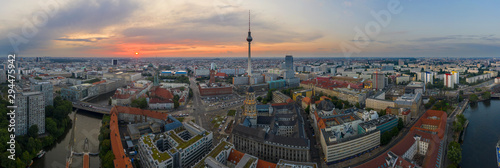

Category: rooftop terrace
[143, 135, 172, 163]
[193, 140, 232, 168]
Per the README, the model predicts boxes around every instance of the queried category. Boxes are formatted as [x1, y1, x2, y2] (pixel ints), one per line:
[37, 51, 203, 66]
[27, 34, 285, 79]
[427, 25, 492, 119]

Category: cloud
[377, 42, 500, 57]
[411, 35, 500, 42]
[121, 9, 324, 45]
[0, 0, 141, 54]
[344, 1, 352, 7]
[55, 37, 108, 42]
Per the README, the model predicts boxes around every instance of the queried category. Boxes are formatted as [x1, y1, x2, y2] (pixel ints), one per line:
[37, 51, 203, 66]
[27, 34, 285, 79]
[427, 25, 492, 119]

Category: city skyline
[1, 0, 500, 58]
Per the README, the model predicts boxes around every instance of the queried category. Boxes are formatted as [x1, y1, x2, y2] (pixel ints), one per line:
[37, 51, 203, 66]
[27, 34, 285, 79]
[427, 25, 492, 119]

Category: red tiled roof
[358, 110, 447, 168]
[215, 72, 227, 77]
[112, 93, 131, 99]
[151, 86, 174, 99]
[411, 110, 447, 139]
[92, 80, 106, 85]
[256, 159, 277, 168]
[227, 149, 245, 165]
[109, 107, 133, 168]
[112, 106, 168, 120]
[271, 103, 288, 106]
[302, 97, 311, 104]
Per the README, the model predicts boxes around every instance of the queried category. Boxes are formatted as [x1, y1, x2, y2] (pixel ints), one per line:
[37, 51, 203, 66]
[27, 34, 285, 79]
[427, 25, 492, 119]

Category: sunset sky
[1, 0, 499, 58]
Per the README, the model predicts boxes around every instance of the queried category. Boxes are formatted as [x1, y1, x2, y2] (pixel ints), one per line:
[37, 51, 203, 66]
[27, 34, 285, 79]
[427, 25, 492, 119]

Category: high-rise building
[283, 55, 300, 87]
[372, 71, 386, 90]
[284, 55, 294, 79]
[246, 11, 253, 77]
[398, 59, 404, 66]
[445, 73, 454, 88]
[285, 55, 293, 70]
[15, 89, 45, 135]
[243, 86, 257, 127]
[31, 81, 53, 106]
[0, 69, 6, 84]
[424, 72, 434, 84]
[111, 59, 118, 66]
[452, 71, 459, 84]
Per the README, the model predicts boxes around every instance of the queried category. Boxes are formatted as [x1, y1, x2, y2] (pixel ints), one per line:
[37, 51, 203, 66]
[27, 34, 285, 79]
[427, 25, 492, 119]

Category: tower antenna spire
[248, 10, 251, 32]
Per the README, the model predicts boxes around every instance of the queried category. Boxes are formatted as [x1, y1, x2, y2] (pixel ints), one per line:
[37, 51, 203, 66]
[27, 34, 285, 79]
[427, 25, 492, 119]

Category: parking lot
[202, 94, 245, 110]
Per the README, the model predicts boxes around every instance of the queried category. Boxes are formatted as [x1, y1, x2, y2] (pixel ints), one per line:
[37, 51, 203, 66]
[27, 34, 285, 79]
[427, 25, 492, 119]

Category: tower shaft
[248, 42, 251, 77]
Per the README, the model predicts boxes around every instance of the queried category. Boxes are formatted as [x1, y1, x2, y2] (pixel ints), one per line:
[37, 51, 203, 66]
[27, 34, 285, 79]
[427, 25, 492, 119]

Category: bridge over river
[72, 101, 112, 114]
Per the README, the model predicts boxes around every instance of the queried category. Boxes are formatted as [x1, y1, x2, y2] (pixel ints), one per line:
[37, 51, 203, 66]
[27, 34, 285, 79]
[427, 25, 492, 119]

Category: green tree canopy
[447, 141, 462, 164]
[469, 94, 479, 103]
[482, 91, 491, 100]
[28, 125, 39, 138]
[131, 98, 148, 109]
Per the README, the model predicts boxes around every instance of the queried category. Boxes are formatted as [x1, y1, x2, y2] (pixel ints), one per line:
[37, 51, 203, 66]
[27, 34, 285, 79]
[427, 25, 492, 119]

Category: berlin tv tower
[246, 10, 253, 77]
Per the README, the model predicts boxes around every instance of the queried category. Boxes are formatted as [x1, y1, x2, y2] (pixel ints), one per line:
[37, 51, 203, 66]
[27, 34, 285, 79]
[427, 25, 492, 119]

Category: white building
[424, 72, 434, 84]
[445, 73, 454, 88]
[138, 121, 213, 168]
[452, 71, 459, 84]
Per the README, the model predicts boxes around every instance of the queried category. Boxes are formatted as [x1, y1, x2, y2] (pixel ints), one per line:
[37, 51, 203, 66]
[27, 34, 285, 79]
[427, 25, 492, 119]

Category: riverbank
[460, 100, 500, 168]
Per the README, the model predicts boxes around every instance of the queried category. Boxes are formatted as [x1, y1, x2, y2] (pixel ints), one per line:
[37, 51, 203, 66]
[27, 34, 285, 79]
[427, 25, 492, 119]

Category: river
[460, 100, 500, 168]
[32, 92, 114, 168]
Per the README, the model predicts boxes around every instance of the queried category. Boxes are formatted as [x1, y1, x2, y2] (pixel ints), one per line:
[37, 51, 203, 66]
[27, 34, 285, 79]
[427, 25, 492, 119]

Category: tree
[21, 151, 30, 166]
[131, 98, 148, 109]
[174, 100, 180, 109]
[46, 118, 57, 135]
[452, 121, 463, 133]
[1, 152, 15, 168]
[45, 105, 54, 117]
[28, 125, 39, 138]
[267, 90, 273, 102]
[173, 95, 180, 109]
[378, 109, 386, 116]
[469, 94, 479, 103]
[102, 150, 115, 168]
[457, 114, 467, 125]
[398, 118, 404, 130]
[257, 96, 263, 102]
[447, 141, 462, 165]
[54, 106, 68, 121]
[27, 137, 41, 154]
[355, 102, 360, 109]
[101, 139, 111, 152]
[482, 91, 491, 100]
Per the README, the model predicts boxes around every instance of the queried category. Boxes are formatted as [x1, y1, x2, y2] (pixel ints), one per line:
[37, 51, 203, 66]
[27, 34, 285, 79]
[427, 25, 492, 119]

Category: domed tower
[246, 10, 253, 77]
[243, 86, 257, 127]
